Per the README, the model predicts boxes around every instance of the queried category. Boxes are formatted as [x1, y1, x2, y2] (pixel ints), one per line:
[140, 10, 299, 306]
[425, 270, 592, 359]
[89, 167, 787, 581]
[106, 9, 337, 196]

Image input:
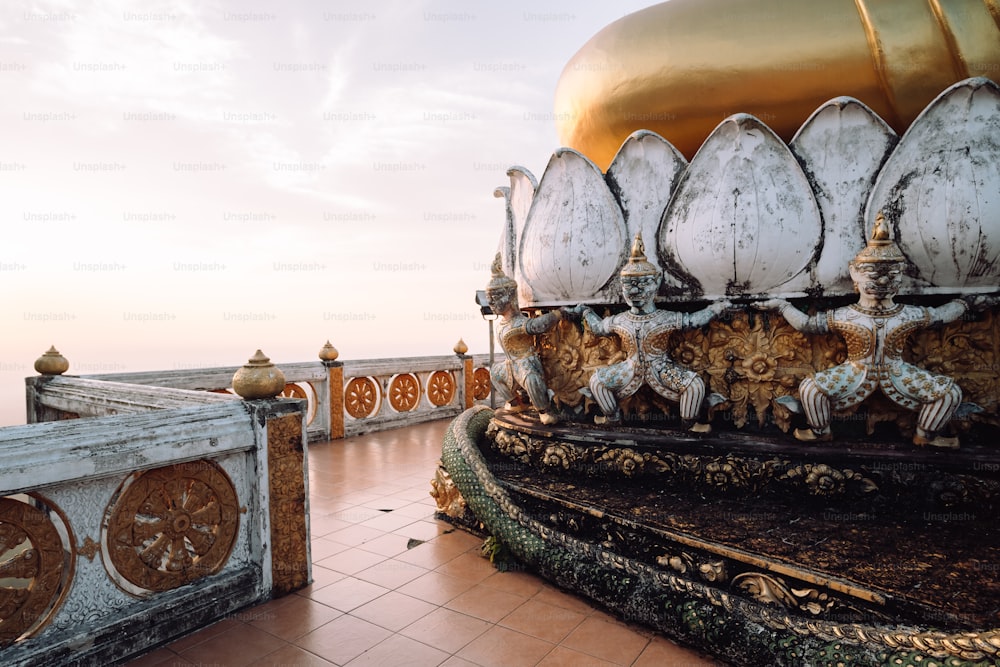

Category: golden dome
[555, 0, 1000, 170]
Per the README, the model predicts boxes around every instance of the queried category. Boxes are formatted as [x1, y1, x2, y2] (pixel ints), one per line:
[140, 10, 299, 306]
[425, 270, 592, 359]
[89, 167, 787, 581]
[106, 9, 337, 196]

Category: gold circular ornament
[472, 367, 492, 401]
[0, 494, 74, 648]
[103, 461, 239, 596]
[388, 373, 420, 412]
[427, 371, 456, 407]
[345, 376, 380, 419]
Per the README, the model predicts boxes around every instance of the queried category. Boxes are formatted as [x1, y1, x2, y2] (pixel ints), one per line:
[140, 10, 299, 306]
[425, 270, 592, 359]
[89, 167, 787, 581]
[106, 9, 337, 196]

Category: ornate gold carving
[427, 371, 456, 407]
[910, 309, 1000, 426]
[472, 367, 492, 401]
[388, 373, 420, 412]
[430, 465, 467, 519]
[0, 495, 72, 647]
[534, 308, 1000, 431]
[698, 313, 843, 430]
[267, 413, 309, 595]
[104, 461, 239, 594]
[344, 376, 379, 419]
[77, 536, 99, 561]
[486, 419, 879, 497]
[658, 551, 728, 584]
[538, 317, 624, 410]
[733, 572, 836, 616]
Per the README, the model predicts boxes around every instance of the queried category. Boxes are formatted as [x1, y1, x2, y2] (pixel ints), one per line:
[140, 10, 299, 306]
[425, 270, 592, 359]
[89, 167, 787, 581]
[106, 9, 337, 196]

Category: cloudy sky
[0, 0, 657, 424]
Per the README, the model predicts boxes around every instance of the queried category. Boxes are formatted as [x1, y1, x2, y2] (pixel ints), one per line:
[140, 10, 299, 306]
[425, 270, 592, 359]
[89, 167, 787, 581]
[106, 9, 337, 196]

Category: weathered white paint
[660, 114, 822, 298]
[0, 400, 254, 493]
[605, 130, 687, 289]
[518, 148, 627, 304]
[790, 97, 898, 296]
[867, 77, 1000, 291]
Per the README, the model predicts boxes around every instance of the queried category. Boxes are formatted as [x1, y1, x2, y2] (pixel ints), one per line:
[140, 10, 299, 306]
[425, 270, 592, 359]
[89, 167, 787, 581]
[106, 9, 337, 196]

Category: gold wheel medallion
[389, 374, 420, 412]
[427, 371, 456, 407]
[345, 376, 379, 419]
[103, 461, 239, 595]
[473, 367, 492, 401]
[0, 495, 73, 648]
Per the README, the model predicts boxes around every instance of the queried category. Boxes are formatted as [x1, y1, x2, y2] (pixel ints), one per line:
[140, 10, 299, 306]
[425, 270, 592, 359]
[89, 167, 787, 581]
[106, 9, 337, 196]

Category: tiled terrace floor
[127, 419, 723, 667]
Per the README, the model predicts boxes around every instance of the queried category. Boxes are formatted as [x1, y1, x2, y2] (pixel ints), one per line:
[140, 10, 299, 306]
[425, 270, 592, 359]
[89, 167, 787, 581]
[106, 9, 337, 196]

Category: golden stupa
[555, 0, 1000, 170]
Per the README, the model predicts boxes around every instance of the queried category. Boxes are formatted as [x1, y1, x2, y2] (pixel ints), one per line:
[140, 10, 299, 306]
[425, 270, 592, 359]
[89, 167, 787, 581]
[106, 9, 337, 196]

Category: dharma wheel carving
[389, 373, 420, 412]
[345, 376, 379, 419]
[472, 367, 492, 401]
[0, 495, 73, 648]
[103, 461, 239, 595]
[427, 371, 456, 407]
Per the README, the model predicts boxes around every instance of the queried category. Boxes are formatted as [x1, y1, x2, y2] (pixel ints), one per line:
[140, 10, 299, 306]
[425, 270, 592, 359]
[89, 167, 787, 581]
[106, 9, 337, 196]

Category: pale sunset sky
[0, 0, 656, 425]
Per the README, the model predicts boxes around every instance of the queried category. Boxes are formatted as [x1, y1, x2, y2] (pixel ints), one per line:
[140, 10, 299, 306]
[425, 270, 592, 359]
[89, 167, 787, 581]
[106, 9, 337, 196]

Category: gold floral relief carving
[267, 414, 309, 595]
[909, 309, 1000, 424]
[537, 317, 624, 410]
[0, 495, 71, 647]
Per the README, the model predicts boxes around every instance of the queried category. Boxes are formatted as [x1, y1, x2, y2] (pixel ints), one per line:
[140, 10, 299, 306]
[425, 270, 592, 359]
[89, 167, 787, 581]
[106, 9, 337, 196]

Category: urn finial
[34, 346, 69, 375]
[318, 340, 339, 362]
[232, 349, 286, 399]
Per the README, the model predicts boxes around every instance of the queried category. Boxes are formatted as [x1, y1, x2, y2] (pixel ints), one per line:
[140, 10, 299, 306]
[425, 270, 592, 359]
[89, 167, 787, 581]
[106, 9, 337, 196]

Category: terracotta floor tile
[294, 614, 393, 665]
[296, 563, 346, 595]
[445, 583, 530, 623]
[394, 518, 454, 541]
[360, 495, 413, 511]
[355, 531, 414, 557]
[433, 551, 497, 583]
[305, 576, 390, 612]
[400, 607, 492, 654]
[345, 633, 450, 666]
[532, 584, 601, 614]
[309, 512, 353, 537]
[176, 621, 286, 666]
[359, 510, 420, 532]
[561, 615, 650, 665]
[632, 635, 725, 666]
[331, 506, 387, 524]
[354, 557, 429, 589]
[499, 598, 586, 643]
[316, 546, 387, 575]
[310, 536, 352, 561]
[395, 537, 476, 569]
[480, 568, 546, 598]
[325, 523, 387, 546]
[247, 594, 342, 641]
[165, 617, 240, 653]
[456, 625, 555, 667]
[351, 590, 440, 632]
[396, 570, 478, 606]
[393, 501, 438, 520]
[124, 647, 192, 666]
[249, 644, 336, 666]
[537, 645, 618, 666]
[439, 657, 480, 667]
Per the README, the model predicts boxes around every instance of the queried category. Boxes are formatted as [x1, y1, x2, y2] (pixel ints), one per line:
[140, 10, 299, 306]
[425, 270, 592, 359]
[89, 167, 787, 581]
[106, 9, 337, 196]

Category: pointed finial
[35, 346, 69, 375]
[318, 340, 339, 362]
[232, 349, 286, 399]
[620, 231, 660, 277]
[454, 338, 469, 355]
[872, 211, 890, 242]
[630, 231, 647, 261]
